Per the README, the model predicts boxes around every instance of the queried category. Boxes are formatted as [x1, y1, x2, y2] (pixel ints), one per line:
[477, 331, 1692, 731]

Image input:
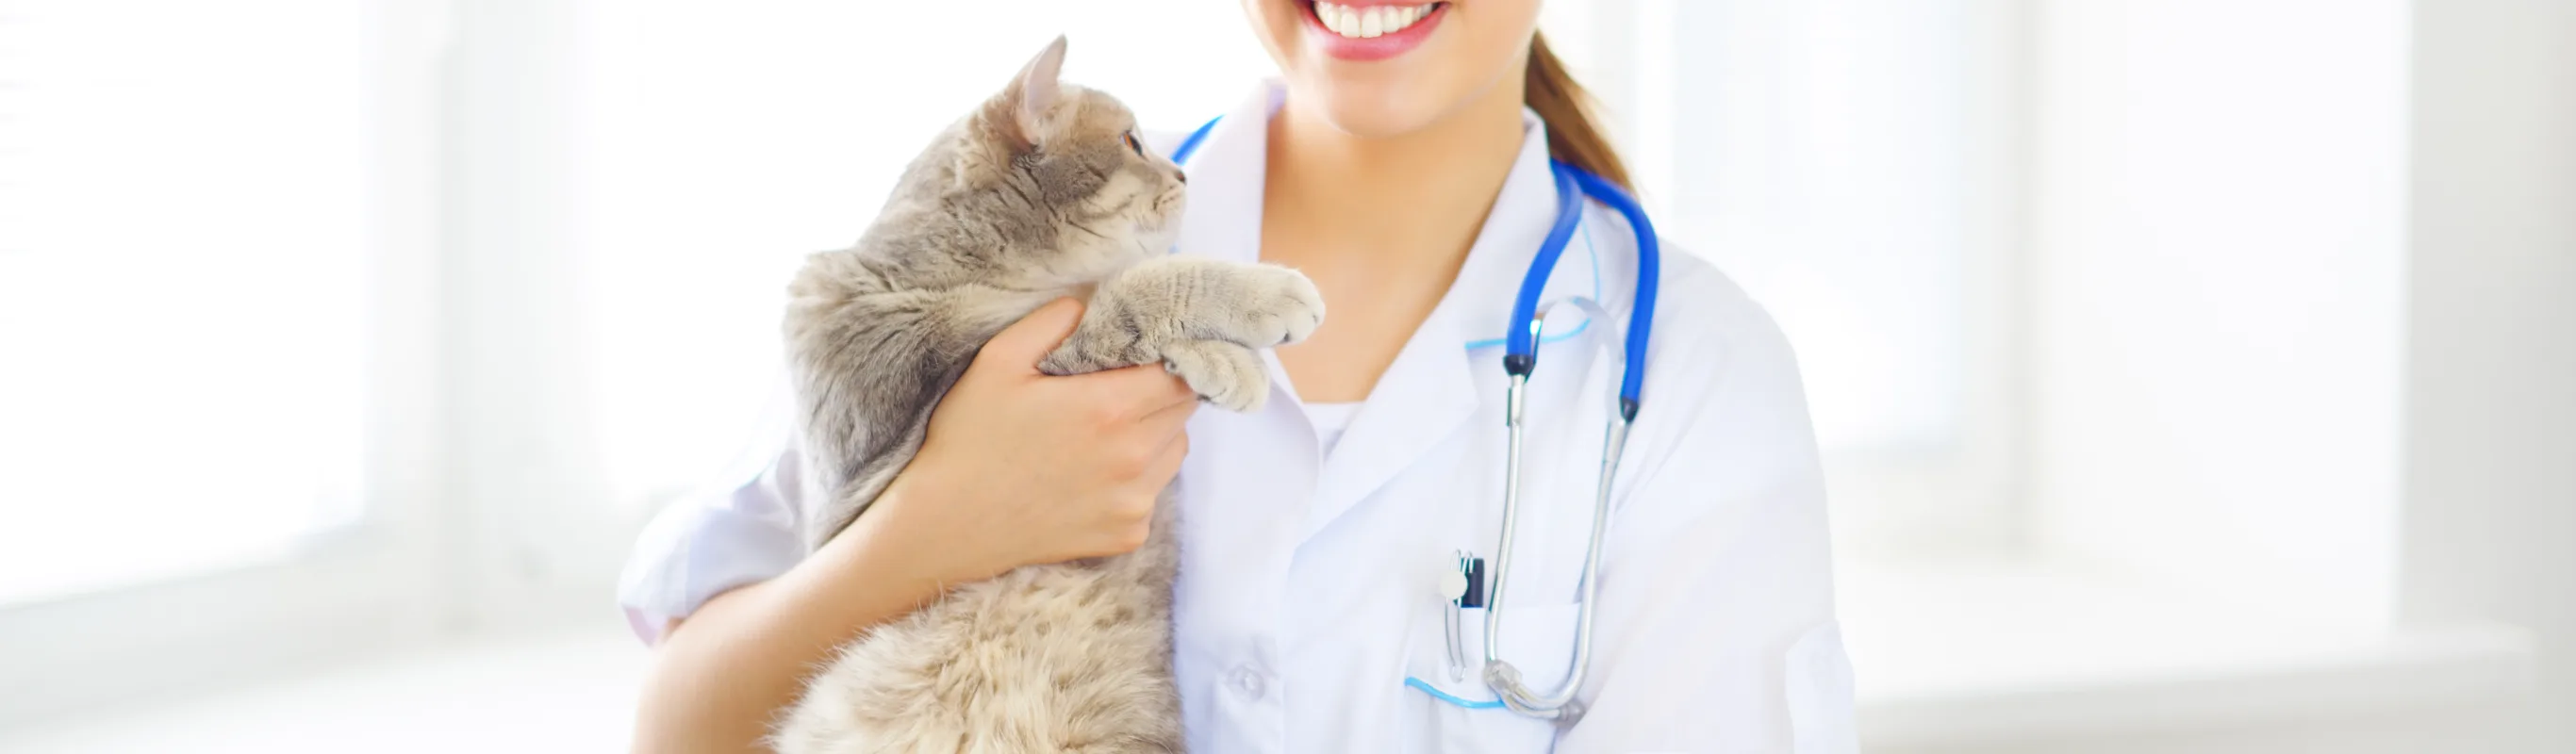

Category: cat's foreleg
[1039, 256, 1325, 412]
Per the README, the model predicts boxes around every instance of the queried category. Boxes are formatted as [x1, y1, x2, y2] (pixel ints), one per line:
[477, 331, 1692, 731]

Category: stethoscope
[1171, 116, 1660, 726]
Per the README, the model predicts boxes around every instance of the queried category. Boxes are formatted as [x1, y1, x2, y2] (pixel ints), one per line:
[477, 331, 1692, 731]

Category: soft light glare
[0, 0, 369, 604]
[573, 1, 1279, 505]
[1646, 0, 1975, 454]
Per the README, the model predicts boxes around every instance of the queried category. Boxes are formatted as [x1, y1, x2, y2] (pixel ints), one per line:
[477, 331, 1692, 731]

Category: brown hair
[1524, 33, 1632, 189]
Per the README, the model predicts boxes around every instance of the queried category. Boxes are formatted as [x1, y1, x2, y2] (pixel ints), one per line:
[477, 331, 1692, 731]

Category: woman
[621, 1, 1854, 751]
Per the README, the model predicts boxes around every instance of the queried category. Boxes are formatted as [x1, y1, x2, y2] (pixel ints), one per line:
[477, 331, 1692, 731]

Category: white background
[2, 1, 2570, 752]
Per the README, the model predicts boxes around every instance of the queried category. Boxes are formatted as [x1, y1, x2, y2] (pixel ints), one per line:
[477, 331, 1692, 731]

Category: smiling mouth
[1295, 0, 1451, 61]
[1307, 2, 1444, 39]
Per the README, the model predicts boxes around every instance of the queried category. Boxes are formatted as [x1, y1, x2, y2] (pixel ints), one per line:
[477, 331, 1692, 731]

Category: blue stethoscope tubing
[1171, 116, 1661, 725]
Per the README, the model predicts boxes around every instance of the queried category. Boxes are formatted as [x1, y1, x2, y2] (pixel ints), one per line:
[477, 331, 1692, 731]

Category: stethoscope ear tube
[1481, 164, 1656, 724]
[1484, 163, 1660, 726]
[1483, 296, 1632, 726]
[1507, 162, 1658, 418]
[1502, 162, 1589, 377]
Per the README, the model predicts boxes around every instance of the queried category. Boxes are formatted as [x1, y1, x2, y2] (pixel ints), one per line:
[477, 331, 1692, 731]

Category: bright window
[0, 0, 371, 605]
[1581, 0, 2026, 550]
[572, 1, 1281, 506]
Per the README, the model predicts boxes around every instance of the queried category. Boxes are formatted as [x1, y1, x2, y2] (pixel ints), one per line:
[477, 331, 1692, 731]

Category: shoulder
[1600, 233, 1828, 524]
[1578, 205, 1803, 403]
[1584, 218, 1821, 497]
[1649, 239, 1822, 435]
[1653, 241, 1777, 336]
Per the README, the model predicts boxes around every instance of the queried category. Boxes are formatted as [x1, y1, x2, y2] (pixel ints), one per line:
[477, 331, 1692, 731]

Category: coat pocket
[1401, 602, 1587, 754]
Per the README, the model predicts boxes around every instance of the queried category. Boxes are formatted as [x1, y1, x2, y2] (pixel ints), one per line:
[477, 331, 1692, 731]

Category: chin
[1282, 49, 1516, 139]
[1293, 78, 1452, 138]
[1318, 101, 1440, 139]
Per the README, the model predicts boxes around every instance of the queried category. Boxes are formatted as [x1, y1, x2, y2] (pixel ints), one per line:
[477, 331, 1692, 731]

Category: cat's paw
[1162, 339, 1269, 413]
[1218, 265, 1326, 349]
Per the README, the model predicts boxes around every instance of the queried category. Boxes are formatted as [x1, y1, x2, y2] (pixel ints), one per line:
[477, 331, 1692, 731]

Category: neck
[1255, 75, 1530, 402]
[1260, 80, 1528, 272]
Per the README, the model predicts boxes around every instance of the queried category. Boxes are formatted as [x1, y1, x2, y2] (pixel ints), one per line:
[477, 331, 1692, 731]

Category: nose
[1173, 169, 1187, 185]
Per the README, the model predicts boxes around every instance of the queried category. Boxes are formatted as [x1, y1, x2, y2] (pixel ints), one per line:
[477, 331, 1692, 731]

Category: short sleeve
[615, 440, 809, 646]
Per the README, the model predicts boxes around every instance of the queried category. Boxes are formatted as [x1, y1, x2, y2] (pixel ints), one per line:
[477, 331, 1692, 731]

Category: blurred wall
[2399, 0, 2576, 751]
[1947, 1, 2576, 751]
[2026, 0, 2408, 629]
[1935, 0, 2576, 751]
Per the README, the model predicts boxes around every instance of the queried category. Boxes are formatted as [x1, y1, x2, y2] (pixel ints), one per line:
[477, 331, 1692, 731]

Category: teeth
[1315, 3, 1436, 41]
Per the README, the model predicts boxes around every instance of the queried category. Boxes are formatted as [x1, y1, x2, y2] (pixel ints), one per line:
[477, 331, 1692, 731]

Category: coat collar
[1172, 80, 1607, 542]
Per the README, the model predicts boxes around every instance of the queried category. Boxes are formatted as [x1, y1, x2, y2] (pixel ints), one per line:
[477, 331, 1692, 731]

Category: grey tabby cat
[770, 37, 1324, 753]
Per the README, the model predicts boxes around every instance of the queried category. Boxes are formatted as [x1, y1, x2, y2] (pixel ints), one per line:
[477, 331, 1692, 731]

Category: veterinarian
[620, 1, 1855, 751]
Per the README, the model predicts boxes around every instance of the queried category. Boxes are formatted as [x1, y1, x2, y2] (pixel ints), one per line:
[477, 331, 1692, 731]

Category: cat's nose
[1172, 170, 1187, 185]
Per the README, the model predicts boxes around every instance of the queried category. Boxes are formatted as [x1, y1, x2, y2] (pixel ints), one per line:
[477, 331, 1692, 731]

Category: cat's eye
[1122, 130, 1144, 156]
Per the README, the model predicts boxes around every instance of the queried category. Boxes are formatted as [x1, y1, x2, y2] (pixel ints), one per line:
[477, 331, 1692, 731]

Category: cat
[769, 36, 1324, 754]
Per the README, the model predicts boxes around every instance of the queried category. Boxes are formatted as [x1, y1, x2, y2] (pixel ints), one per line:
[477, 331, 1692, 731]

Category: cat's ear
[1004, 35, 1069, 148]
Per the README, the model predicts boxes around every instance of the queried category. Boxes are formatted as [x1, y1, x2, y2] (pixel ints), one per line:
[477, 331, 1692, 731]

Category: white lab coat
[619, 80, 1856, 754]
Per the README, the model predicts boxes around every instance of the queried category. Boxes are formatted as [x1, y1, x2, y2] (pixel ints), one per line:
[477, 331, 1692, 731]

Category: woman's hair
[1524, 33, 1632, 189]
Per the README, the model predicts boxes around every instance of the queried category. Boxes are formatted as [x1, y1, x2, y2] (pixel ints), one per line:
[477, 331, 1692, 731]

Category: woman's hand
[868, 297, 1199, 584]
[635, 299, 1191, 754]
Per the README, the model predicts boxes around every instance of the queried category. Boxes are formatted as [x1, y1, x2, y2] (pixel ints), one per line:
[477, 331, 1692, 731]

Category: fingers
[976, 298, 1087, 374]
[1143, 430, 1189, 487]
[1094, 431, 1185, 558]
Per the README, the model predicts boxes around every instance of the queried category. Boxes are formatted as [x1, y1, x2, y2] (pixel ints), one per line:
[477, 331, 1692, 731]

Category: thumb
[976, 297, 1087, 374]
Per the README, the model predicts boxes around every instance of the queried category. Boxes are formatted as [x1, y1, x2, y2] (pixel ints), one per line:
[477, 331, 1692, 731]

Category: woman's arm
[632, 488, 970, 753]
[630, 299, 1200, 753]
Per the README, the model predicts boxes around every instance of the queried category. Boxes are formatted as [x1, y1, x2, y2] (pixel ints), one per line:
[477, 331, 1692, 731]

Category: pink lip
[1302, 1, 1448, 62]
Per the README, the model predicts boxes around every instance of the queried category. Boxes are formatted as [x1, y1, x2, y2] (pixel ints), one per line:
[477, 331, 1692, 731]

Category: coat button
[1230, 667, 1267, 699]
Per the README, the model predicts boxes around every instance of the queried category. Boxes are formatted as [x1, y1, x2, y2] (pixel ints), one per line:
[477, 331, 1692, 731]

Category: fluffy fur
[771, 37, 1324, 753]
